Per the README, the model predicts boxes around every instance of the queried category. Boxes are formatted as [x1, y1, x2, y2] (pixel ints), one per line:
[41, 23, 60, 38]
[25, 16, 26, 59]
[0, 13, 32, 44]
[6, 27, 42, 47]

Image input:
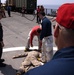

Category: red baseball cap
[56, 3, 74, 29]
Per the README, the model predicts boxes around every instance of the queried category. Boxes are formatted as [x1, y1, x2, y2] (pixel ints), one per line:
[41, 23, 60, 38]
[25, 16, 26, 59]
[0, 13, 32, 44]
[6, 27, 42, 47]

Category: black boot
[0, 59, 5, 62]
[16, 69, 24, 75]
[0, 62, 6, 67]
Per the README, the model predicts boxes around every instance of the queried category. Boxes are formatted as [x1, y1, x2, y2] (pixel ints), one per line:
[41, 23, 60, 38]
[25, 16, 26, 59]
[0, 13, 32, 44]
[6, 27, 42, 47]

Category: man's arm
[38, 40, 42, 51]
[30, 33, 34, 47]
[0, 23, 3, 42]
[0, 23, 4, 47]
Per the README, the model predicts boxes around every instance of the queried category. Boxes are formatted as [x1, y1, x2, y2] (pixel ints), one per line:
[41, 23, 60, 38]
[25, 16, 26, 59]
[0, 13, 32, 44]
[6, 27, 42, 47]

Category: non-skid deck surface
[0, 50, 25, 75]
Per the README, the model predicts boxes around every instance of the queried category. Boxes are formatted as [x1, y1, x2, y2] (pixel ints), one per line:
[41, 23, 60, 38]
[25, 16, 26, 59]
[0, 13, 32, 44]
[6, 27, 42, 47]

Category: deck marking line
[3, 46, 57, 52]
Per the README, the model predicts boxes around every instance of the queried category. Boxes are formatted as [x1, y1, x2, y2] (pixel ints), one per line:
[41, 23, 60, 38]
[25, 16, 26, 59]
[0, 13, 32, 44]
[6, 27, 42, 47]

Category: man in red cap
[24, 3, 74, 75]
[25, 25, 42, 51]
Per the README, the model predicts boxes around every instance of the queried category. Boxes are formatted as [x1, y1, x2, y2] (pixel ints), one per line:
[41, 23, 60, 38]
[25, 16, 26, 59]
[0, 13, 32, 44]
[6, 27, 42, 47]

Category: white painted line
[3, 46, 58, 52]
[3, 46, 25, 52]
[53, 47, 58, 51]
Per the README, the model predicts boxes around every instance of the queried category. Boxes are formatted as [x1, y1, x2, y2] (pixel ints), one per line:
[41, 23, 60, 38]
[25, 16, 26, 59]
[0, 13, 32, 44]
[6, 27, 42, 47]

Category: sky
[1, 0, 74, 5]
[37, 0, 74, 5]
[1, 0, 6, 3]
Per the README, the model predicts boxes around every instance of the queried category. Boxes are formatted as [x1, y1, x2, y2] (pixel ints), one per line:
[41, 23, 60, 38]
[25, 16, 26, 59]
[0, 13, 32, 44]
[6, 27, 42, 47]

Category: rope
[12, 12, 36, 21]
[12, 12, 54, 21]
[24, 14, 36, 21]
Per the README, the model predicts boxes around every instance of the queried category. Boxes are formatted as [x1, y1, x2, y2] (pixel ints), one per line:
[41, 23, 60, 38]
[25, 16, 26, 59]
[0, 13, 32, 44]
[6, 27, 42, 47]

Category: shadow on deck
[0, 50, 25, 75]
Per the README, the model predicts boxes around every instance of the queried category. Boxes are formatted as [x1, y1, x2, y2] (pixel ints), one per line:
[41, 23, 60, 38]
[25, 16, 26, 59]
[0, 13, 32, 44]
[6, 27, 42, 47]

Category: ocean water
[43, 5, 61, 14]
[44, 5, 61, 9]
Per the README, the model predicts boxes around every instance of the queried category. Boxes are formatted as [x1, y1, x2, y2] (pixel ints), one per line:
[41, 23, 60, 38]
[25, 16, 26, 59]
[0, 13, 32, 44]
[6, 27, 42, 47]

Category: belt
[45, 34, 52, 38]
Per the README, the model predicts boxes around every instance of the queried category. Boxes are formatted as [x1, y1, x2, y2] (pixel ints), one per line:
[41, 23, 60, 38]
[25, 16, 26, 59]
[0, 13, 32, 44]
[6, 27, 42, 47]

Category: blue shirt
[25, 46, 74, 75]
[7, 6, 11, 11]
[40, 17, 52, 40]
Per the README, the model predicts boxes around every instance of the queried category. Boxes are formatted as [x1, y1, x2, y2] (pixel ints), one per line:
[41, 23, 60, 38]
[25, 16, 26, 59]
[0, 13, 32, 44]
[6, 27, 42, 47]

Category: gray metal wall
[15, 0, 37, 13]
[15, 0, 36, 9]
[15, 0, 26, 7]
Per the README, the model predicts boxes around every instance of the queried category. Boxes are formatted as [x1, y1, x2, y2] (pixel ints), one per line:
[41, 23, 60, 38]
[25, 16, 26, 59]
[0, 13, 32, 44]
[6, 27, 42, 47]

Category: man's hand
[38, 40, 42, 50]
[31, 44, 33, 47]
[0, 41, 4, 47]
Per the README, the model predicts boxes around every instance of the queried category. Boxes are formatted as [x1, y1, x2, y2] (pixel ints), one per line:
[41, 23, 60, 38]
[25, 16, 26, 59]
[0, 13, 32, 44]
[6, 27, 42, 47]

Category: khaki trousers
[42, 35, 53, 62]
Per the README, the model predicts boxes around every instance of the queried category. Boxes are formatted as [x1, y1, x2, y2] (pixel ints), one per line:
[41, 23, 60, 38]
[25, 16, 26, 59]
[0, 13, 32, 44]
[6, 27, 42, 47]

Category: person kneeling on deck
[25, 25, 42, 51]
